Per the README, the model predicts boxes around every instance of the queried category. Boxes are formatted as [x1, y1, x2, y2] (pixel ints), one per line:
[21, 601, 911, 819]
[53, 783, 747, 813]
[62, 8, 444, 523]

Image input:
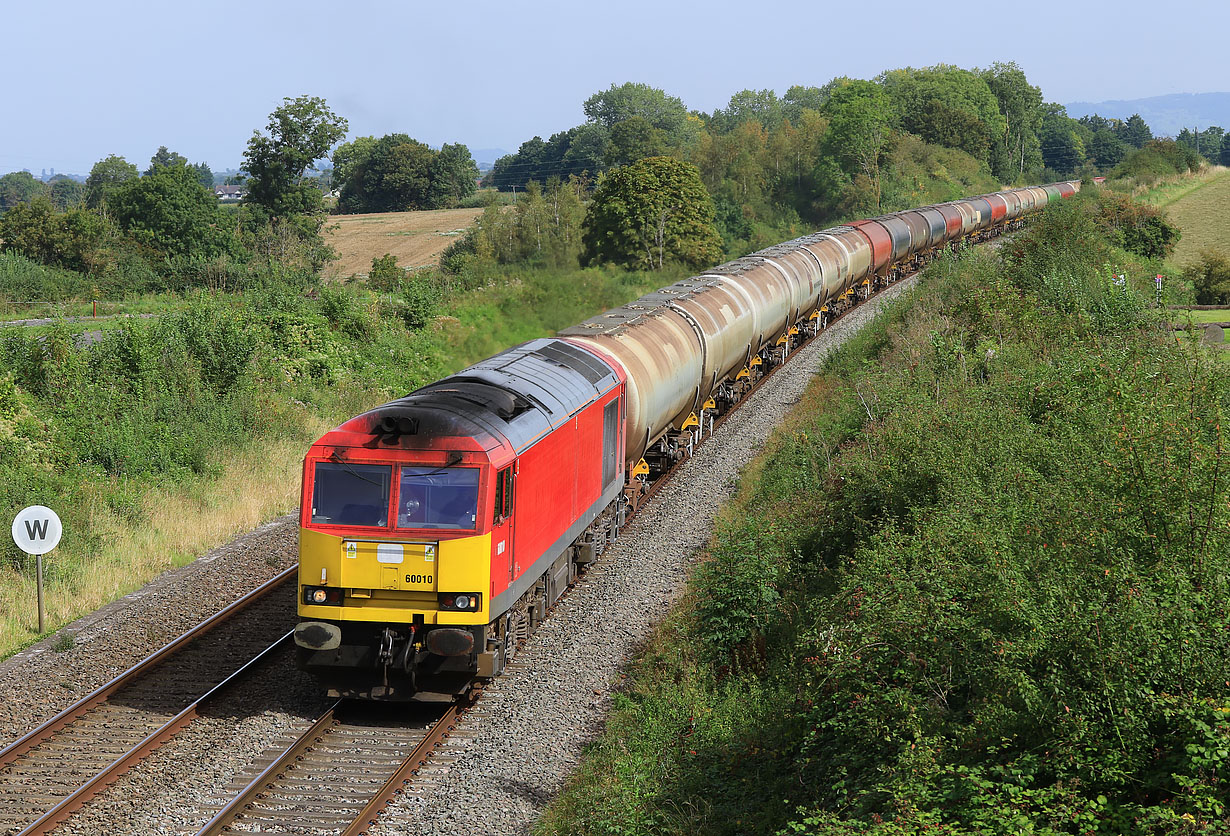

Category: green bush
[1185, 250, 1230, 305]
[1094, 192, 1181, 259]
[395, 271, 441, 331]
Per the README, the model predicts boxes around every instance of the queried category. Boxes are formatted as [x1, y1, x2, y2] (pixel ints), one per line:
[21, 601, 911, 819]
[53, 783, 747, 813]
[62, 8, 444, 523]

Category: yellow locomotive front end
[293, 414, 511, 700]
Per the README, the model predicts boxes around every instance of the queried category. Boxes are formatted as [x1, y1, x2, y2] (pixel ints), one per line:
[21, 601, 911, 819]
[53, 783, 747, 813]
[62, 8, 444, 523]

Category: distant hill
[469, 148, 510, 171]
[1065, 93, 1230, 137]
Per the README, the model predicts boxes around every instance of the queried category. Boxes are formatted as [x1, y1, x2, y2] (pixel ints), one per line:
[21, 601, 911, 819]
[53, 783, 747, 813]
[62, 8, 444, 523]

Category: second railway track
[196, 701, 461, 836]
[0, 568, 298, 836]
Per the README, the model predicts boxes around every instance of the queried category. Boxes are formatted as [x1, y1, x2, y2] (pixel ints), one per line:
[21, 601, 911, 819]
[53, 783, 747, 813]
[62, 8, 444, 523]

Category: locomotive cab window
[397, 466, 480, 530]
[494, 466, 514, 523]
[311, 463, 391, 526]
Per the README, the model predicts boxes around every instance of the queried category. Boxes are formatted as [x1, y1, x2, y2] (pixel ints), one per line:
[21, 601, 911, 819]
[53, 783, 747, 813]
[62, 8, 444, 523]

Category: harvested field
[323, 207, 482, 278]
[1163, 168, 1230, 266]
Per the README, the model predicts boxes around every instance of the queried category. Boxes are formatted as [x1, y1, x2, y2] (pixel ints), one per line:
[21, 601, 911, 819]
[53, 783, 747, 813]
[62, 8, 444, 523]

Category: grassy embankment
[0, 227, 675, 657]
[537, 194, 1230, 835]
[1159, 167, 1230, 268]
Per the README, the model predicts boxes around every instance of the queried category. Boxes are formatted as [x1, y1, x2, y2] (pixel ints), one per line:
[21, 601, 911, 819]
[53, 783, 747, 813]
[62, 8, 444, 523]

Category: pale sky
[4, 0, 1226, 175]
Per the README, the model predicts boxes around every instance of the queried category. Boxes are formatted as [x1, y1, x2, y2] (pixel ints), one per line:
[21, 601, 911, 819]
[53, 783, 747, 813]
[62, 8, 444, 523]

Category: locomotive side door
[492, 464, 516, 585]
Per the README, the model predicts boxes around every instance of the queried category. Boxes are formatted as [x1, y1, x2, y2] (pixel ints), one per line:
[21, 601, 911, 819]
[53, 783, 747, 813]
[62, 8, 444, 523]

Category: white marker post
[11, 506, 63, 634]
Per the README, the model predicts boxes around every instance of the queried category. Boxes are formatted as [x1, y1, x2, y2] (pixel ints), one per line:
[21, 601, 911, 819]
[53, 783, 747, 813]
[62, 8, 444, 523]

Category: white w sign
[11, 506, 62, 555]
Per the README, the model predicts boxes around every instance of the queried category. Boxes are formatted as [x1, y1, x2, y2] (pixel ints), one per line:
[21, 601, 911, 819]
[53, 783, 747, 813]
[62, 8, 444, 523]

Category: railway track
[0, 567, 297, 836]
[196, 701, 461, 836]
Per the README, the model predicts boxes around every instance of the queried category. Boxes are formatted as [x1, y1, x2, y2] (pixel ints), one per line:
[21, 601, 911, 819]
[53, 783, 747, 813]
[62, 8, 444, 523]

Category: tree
[85, 155, 139, 209]
[782, 86, 830, 124]
[332, 135, 377, 187]
[109, 163, 233, 258]
[581, 156, 722, 271]
[47, 175, 84, 210]
[1039, 104, 1087, 174]
[1177, 126, 1224, 160]
[243, 95, 348, 218]
[710, 89, 783, 133]
[879, 65, 1006, 165]
[907, 98, 991, 160]
[1185, 250, 1230, 305]
[1117, 114, 1153, 148]
[190, 161, 214, 188]
[583, 82, 690, 135]
[145, 146, 188, 175]
[1088, 131, 1130, 169]
[428, 143, 479, 208]
[0, 171, 44, 213]
[605, 116, 670, 167]
[0, 197, 111, 273]
[560, 123, 609, 179]
[822, 81, 897, 211]
[337, 134, 434, 213]
[982, 62, 1043, 179]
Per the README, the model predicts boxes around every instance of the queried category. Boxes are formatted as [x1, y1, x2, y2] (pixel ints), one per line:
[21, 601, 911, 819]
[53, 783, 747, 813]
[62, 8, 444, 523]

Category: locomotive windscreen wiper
[398, 452, 463, 480]
[328, 451, 386, 487]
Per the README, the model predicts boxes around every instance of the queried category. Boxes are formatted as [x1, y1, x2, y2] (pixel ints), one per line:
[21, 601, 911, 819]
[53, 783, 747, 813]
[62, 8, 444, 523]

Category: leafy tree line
[482, 65, 1062, 256]
[1176, 125, 1230, 166]
[331, 135, 478, 213]
[0, 96, 348, 297]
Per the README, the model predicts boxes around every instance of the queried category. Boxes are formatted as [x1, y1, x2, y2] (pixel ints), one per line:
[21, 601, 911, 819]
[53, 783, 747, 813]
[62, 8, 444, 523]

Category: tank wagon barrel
[563, 180, 1080, 474]
[294, 179, 1080, 700]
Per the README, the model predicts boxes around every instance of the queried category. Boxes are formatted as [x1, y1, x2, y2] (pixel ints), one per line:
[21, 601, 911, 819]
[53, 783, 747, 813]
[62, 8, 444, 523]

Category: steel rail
[0, 565, 297, 835]
[194, 702, 460, 836]
[339, 703, 460, 836]
[194, 700, 346, 835]
[0, 565, 297, 769]
[16, 632, 294, 836]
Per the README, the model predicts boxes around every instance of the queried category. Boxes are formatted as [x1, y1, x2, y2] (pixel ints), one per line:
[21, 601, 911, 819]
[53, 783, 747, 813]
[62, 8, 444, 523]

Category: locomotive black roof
[369, 338, 619, 455]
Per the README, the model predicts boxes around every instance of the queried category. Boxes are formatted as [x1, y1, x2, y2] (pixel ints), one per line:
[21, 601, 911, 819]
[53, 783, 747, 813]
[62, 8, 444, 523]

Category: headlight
[438, 592, 480, 611]
[304, 586, 344, 606]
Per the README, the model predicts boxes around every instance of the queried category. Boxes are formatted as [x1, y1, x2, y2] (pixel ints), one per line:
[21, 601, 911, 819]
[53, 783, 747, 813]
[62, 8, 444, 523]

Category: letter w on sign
[25, 519, 49, 540]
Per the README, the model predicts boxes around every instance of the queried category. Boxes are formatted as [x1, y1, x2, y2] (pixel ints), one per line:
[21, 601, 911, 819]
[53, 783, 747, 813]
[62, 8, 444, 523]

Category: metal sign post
[11, 506, 63, 633]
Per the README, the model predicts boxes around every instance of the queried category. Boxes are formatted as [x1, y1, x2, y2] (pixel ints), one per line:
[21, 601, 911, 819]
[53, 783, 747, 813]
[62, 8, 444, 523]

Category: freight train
[293, 181, 1081, 700]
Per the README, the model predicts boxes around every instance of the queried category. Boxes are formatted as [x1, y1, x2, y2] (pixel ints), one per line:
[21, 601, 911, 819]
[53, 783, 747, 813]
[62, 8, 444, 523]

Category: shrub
[318, 284, 372, 339]
[396, 271, 441, 331]
[367, 253, 404, 290]
[1094, 192, 1181, 259]
[1185, 250, 1230, 305]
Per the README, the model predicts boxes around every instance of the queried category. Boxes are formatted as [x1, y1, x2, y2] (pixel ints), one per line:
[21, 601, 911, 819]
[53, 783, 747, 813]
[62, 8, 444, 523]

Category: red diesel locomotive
[295, 339, 626, 698]
[293, 181, 1080, 700]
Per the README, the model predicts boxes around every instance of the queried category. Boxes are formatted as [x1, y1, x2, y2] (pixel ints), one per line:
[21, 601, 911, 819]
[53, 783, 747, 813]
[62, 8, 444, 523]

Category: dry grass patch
[0, 419, 330, 656]
[323, 208, 482, 279]
[1161, 168, 1230, 266]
